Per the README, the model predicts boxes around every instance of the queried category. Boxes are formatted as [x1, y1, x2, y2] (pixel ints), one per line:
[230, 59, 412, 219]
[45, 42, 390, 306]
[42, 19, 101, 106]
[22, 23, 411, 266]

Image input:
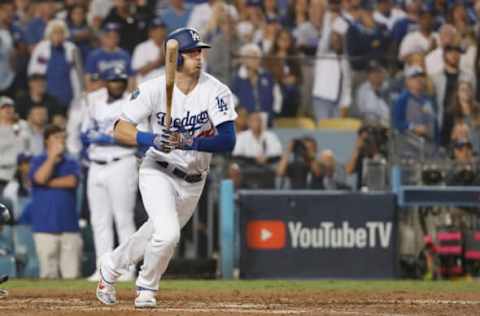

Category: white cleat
[87, 270, 100, 282]
[96, 271, 117, 305]
[135, 288, 157, 308]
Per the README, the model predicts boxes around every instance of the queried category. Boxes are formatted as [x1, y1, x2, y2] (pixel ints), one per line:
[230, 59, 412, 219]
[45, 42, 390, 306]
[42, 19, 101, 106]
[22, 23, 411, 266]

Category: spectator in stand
[391, 0, 422, 46]
[310, 149, 349, 191]
[87, 0, 113, 30]
[0, 1, 17, 98]
[84, 22, 134, 91]
[429, 0, 448, 29]
[236, 0, 264, 44]
[159, 0, 193, 34]
[24, 0, 56, 49]
[373, 0, 406, 31]
[66, 4, 93, 64]
[255, 16, 281, 54]
[15, 73, 64, 121]
[398, 10, 437, 62]
[345, 5, 390, 80]
[9, 0, 30, 94]
[264, 29, 302, 117]
[444, 80, 480, 152]
[430, 42, 474, 145]
[206, 9, 240, 86]
[0, 96, 30, 196]
[26, 103, 48, 155]
[448, 3, 475, 47]
[291, 0, 321, 56]
[187, 0, 238, 38]
[231, 43, 282, 124]
[426, 24, 458, 76]
[131, 16, 166, 84]
[28, 19, 82, 108]
[13, 0, 33, 30]
[355, 61, 390, 126]
[276, 136, 318, 189]
[393, 66, 437, 142]
[103, 0, 143, 54]
[312, 30, 352, 119]
[27, 124, 82, 279]
[231, 111, 282, 188]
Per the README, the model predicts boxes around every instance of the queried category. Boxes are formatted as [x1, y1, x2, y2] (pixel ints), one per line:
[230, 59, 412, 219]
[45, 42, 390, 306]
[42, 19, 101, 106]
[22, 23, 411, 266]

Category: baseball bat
[165, 39, 179, 128]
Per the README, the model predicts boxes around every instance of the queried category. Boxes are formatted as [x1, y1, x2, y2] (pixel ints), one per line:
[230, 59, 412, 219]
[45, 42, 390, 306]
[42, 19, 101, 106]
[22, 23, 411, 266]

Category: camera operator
[346, 124, 388, 190]
[276, 136, 318, 189]
[310, 149, 350, 191]
[445, 138, 478, 186]
[230, 112, 282, 188]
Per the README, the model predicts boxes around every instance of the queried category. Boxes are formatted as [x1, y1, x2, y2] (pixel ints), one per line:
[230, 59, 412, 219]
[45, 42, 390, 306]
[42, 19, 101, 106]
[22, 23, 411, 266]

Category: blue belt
[156, 161, 203, 183]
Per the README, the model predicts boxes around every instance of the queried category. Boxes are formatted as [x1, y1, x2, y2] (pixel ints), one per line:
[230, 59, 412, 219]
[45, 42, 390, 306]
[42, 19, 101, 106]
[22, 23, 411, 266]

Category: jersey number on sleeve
[216, 96, 228, 113]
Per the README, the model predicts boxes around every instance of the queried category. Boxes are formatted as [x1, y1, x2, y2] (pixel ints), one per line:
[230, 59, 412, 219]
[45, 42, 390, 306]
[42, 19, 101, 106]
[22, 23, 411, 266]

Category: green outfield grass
[2, 279, 479, 293]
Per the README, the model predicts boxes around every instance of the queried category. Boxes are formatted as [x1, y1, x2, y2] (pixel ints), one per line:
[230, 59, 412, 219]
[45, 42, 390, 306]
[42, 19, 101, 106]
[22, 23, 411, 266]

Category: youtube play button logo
[247, 220, 286, 250]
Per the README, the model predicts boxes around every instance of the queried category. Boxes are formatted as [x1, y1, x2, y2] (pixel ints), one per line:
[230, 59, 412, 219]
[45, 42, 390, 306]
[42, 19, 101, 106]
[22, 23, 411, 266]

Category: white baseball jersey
[122, 72, 238, 172]
[81, 87, 137, 161]
[131, 39, 165, 84]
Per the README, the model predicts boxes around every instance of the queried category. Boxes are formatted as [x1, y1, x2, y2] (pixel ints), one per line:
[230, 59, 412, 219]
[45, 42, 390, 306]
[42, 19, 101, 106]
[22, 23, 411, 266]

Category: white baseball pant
[88, 155, 138, 263]
[101, 157, 205, 290]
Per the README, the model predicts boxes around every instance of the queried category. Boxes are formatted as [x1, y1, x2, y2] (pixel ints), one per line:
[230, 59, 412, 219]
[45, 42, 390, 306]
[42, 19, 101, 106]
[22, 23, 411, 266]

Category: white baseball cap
[0, 96, 14, 107]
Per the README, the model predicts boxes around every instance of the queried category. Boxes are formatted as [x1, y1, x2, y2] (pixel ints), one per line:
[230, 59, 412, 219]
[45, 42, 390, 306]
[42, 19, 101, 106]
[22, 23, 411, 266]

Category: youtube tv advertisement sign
[239, 192, 398, 279]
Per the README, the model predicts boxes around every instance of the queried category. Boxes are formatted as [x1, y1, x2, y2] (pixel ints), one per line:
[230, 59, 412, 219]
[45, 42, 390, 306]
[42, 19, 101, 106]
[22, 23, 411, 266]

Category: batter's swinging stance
[95, 27, 237, 308]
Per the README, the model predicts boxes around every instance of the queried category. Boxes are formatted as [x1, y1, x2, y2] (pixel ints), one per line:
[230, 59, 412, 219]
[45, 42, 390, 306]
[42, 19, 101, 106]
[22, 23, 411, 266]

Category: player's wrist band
[136, 131, 156, 147]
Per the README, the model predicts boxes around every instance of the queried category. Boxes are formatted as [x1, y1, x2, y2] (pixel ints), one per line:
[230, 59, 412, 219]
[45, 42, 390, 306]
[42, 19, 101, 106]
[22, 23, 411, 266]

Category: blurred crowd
[1, 0, 480, 278]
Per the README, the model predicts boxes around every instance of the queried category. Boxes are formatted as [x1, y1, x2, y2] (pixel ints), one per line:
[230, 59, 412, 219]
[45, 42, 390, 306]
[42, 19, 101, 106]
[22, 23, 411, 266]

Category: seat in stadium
[274, 117, 316, 129]
[317, 118, 362, 131]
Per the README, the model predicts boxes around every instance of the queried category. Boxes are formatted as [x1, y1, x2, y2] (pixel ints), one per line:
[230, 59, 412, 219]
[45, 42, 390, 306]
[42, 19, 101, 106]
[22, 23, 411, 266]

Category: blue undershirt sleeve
[192, 121, 236, 153]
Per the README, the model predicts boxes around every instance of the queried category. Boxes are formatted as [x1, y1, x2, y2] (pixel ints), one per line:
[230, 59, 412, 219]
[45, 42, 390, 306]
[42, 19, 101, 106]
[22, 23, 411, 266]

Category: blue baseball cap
[102, 22, 121, 33]
[149, 16, 166, 29]
[246, 0, 262, 7]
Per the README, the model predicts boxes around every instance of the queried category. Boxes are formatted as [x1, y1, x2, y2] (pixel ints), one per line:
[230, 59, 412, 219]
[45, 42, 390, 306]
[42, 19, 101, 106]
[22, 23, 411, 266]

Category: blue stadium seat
[0, 255, 16, 277]
[13, 225, 39, 278]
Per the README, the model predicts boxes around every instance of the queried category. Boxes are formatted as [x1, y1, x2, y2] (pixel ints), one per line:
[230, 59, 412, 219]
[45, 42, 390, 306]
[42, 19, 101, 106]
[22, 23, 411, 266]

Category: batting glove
[168, 130, 196, 150]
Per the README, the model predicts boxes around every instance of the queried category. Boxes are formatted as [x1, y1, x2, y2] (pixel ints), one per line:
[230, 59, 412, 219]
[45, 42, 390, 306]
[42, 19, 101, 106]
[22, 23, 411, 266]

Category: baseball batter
[96, 28, 237, 308]
[81, 67, 138, 282]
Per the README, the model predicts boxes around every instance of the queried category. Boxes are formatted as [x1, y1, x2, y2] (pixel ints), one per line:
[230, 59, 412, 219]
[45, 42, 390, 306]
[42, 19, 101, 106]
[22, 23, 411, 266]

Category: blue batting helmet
[101, 66, 128, 81]
[166, 27, 211, 66]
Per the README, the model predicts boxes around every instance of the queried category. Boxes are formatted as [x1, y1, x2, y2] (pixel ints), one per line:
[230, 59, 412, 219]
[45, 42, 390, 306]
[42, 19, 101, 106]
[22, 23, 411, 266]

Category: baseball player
[95, 27, 237, 308]
[81, 66, 138, 282]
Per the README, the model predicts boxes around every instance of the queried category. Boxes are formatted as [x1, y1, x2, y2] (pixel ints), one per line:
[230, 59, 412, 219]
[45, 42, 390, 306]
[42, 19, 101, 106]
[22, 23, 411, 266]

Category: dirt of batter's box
[1, 288, 480, 316]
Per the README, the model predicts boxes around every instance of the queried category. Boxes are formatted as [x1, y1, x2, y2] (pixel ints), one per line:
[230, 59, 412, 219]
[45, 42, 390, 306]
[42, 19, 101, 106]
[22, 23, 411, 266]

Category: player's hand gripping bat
[165, 39, 178, 128]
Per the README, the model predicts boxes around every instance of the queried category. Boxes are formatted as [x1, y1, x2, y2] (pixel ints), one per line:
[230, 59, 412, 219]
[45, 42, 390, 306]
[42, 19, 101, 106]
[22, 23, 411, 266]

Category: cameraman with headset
[346, 124, 388, 190]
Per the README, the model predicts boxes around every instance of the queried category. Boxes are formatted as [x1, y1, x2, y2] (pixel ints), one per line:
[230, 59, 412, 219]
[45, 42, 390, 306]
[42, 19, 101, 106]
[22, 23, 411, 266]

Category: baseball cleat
[134, 287, 157, 308]
[96, 271, 117, 305]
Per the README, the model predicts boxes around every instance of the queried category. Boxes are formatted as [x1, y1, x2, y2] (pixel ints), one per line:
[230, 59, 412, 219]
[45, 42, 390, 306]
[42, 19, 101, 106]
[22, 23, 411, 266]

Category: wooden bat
[165, 39, 179, 128]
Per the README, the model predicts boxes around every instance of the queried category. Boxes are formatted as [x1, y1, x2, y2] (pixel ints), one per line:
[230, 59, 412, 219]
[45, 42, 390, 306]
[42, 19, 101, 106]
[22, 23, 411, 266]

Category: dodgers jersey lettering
[122, 72, 237, 172]
[81, 87, 136, 161]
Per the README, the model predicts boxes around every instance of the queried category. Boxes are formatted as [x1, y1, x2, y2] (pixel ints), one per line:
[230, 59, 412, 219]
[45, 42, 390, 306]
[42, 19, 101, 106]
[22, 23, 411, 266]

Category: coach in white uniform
[81, 67, 138, 282]
[95, 27, 237, 308]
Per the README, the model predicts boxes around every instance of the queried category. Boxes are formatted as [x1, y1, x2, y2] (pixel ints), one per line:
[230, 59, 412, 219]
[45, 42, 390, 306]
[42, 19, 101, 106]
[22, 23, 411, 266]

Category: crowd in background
[1, 0, 480, 278]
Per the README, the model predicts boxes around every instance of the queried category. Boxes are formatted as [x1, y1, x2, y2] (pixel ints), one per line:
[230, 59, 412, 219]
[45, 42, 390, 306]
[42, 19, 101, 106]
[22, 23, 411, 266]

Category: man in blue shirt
[28, 124, 82, 279]
[159, 0, 193, 34]
[24, 0, 56, 48]
[393, 66, 437, 142]
[85, 23, 134, 91]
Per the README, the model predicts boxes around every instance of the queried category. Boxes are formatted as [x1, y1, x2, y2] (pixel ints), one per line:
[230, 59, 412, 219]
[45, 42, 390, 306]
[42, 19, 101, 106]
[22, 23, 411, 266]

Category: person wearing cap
[80, 66, 137, 282]
[28, 19, 83, 108]
[131, 17, 167, 84]
[84, 22, 134, 91]
[158, 0, 193, 34]
[393, 66, 437, 141]
[355, 61, 390, 125]
[429, 41, 475, 145]
[102, 0, 143, 54]
[0, 96, 30, 197]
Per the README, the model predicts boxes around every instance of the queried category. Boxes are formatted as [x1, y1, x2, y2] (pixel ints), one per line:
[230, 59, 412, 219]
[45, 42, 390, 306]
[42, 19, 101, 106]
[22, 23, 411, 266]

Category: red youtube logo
[247, 220, 286, 250]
